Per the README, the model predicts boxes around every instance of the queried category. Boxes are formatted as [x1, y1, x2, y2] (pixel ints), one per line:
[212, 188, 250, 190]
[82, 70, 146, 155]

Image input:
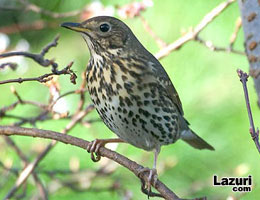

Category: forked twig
[0, 61, 76, 85]
[155, 0, 236, 60]
[0, 35, 59, 72]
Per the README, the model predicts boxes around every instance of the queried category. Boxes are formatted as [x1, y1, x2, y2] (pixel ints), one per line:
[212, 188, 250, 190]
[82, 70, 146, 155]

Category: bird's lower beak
[60, 22, 88, 33]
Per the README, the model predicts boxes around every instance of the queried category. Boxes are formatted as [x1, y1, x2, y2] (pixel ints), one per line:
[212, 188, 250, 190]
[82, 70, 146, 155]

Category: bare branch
[155, 0, 236, 60]
[0, 61, 76, 85]
[40, 36, 59, 57]
[3, 137, 48, 200]
[0, 126, 183, 200]
[139, 15, 167, 49]
[0, 75, 53, 84]
[0, 102, 19, 116]
[3, 104, 94, 199]
[195, 36, 245, 55]
[229, 17, 242, 48]
[237, 69, 260, 154]
[0, 35, 59, 70]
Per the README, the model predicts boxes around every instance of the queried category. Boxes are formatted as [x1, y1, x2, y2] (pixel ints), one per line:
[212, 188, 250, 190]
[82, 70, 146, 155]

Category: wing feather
[148, 59, 184, 116]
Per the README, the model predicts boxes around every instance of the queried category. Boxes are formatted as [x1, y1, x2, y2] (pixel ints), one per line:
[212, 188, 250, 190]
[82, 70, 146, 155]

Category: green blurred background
[1, 0, 260, 199]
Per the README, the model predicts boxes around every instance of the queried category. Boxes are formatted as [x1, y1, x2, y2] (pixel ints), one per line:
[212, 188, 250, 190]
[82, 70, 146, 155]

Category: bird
[61, 16, 214, 194]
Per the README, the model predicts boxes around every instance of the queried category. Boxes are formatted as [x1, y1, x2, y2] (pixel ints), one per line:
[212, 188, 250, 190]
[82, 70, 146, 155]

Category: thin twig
[0, 35, 59, 71]
[3, 104, 94, 199]
[49, 88, 88, 110]
[0, 75, 53, 84]
[229, 17, 242, 48]
[195, 36, 245, 55]
[0, 102, 19, 116]
[3, 137, 48, 200]
[13, 110, 49, 126]
[237, 69, 260, 154]
[139, 15, 167, 49]
[0, 88, 48, 117]
[0, 160, 116, 178]
[0, 61, 76, 85]
[155, 0, 236, 60]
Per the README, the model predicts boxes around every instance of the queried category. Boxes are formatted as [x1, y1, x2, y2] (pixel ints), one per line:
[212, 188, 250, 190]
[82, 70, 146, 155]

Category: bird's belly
[90, 92, 181, 151]
[86, 62, 181, 151]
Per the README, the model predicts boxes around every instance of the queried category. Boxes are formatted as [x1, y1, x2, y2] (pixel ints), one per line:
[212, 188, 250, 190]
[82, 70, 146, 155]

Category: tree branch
[2, 104, 94, 199]
[0, 35, 59, 70]
[155, 0, 236, 60]
[139, 15, 167, 49]
[0, 125, 194, 200]
[194, 36, 245, 55]
[0, 61, 76, 85]
[3, 136, 48, 200]
[229, 17, 242, 49]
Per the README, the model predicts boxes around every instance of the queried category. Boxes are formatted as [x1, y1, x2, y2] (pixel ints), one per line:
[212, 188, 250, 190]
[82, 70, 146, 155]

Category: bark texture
[238, 0, 260, 106]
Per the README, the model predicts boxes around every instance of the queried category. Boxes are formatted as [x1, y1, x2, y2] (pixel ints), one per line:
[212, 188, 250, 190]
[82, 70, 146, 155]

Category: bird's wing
[149, 60, 184, 116]
[129, 47, 184, 115]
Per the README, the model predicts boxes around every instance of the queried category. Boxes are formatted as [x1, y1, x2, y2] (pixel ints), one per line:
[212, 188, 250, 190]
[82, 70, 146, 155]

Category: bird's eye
[99, 23, 110, 32]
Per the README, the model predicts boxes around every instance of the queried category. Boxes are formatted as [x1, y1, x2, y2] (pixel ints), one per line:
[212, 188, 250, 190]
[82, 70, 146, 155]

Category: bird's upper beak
[60, 22, 89, 33]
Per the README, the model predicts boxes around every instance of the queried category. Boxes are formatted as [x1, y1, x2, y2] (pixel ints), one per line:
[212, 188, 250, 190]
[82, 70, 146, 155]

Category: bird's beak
[60, 22, 89, 33]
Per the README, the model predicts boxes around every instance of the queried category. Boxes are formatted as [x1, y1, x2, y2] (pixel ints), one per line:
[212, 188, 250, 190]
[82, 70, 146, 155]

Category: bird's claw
[90, 152, 101, 162]
[86, 138, 124, 162]
[137, 167, 158, 197]
[86, 139, 103, 162]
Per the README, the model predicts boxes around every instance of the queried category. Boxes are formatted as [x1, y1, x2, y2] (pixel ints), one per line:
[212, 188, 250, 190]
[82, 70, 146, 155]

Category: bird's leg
[137, 147, 161, 197]
[86, 138, 124, 162]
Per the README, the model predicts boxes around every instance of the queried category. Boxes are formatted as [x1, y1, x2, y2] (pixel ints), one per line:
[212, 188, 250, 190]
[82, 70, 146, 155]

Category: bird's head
[61, 16, 134, 57]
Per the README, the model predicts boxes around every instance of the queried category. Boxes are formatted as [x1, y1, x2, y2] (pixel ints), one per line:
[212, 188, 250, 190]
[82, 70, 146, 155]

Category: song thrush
[61, 16, 214, 194]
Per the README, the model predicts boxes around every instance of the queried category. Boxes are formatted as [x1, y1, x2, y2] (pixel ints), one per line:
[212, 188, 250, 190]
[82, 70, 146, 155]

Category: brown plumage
[61, 16, 214, 194]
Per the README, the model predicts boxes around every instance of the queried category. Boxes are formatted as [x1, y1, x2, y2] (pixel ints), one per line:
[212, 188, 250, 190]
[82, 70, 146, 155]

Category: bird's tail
[180, 129, 214, 151]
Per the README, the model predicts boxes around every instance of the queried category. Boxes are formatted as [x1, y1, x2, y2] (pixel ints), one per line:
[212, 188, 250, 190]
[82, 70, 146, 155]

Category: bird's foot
[137, 167, 158, 197]
[86, 138, 124, 162]
[86, 139, 104, 162]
